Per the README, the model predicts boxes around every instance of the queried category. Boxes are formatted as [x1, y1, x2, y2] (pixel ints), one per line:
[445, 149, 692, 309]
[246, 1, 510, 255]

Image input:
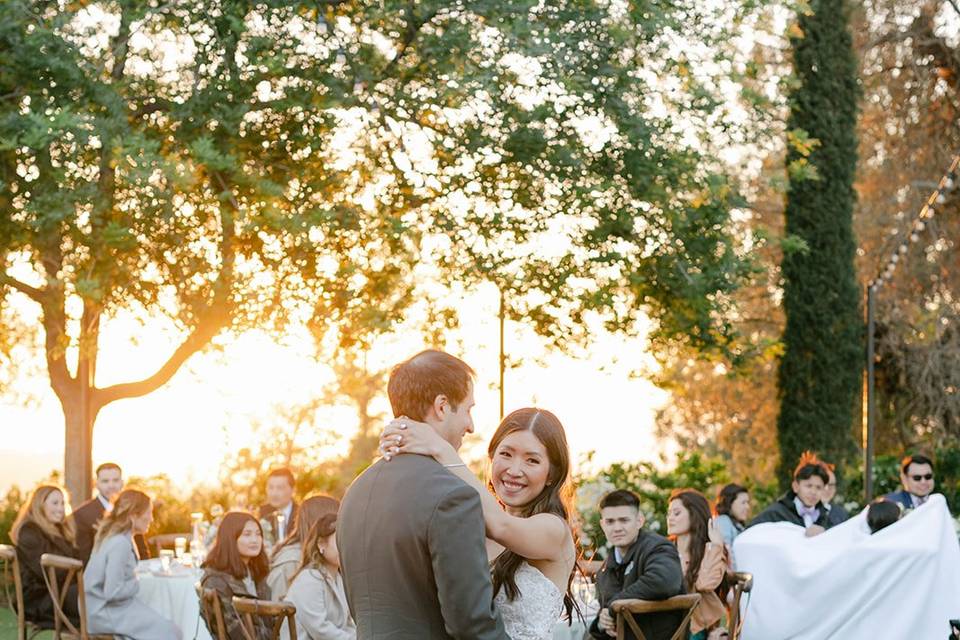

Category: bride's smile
[491, 430, 551, 508]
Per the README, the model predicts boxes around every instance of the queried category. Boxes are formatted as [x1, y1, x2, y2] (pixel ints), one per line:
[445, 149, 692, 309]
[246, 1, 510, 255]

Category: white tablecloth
[136, 561, 212, 640]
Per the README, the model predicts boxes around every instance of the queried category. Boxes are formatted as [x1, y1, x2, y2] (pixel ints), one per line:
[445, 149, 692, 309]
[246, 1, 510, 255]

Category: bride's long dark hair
[488, 408, 580, 622]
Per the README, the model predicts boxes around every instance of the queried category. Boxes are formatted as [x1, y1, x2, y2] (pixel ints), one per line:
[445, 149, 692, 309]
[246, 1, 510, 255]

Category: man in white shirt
[258, 467, 298, 544]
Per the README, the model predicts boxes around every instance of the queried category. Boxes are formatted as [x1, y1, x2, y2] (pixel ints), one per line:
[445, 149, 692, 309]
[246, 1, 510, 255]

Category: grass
[0, 607, 54, 640]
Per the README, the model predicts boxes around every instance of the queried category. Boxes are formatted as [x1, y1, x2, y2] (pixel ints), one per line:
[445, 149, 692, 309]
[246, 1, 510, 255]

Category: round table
[136, 560, 212, 640]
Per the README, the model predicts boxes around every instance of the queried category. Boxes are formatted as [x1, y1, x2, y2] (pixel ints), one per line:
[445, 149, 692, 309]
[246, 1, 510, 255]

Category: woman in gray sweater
[83, 489, 182, 640]
[282, 512, 356, 640]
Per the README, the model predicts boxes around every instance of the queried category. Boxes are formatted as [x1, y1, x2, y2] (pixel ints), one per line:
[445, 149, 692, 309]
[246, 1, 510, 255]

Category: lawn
[0, 607, 54, 640]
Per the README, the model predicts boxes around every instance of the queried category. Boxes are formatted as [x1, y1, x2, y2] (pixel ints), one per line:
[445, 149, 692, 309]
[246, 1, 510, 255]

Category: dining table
[136, 559, 212, 640]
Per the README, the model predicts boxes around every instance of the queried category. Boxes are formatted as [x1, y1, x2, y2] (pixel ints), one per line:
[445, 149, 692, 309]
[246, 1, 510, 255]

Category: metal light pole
[499, 288, 505, 420]
[865, 284, 876, 501]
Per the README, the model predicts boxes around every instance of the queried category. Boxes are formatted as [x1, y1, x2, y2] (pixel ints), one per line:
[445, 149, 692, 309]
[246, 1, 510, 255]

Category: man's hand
[804, 524, 826, 538]
[599, 607, 616, 637]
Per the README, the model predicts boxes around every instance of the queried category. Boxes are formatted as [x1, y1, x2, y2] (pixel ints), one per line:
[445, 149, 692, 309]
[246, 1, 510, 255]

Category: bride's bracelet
[443, 463, 466, 469]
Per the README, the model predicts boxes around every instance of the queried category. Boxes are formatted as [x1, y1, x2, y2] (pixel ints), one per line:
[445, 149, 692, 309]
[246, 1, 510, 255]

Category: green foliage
[0, 0, 760, 366]
[776, 0, 862, 488]
[0, 0, 767, 501]
[0, 487, 23, 546]
[575, 452, 735, 556]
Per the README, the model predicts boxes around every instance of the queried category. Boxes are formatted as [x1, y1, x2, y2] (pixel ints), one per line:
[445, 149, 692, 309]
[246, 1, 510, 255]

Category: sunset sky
[0, 282, 670, 498]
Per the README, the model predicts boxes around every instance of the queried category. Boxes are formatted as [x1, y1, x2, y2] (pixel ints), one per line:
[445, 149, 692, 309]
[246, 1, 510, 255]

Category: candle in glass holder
[159, 549, 174, 573]
[174, 537, 187, 559]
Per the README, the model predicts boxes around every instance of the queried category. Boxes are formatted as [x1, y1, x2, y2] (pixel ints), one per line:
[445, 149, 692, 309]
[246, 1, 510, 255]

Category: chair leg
[670, 607, 699, 640]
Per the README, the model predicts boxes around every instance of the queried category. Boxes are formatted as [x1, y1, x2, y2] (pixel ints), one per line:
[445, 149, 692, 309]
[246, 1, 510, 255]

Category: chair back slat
[729, 572, 754, 640]
[196, 583, 229, 640]
[232, 596, 297, 640]
[39, 553, 85, 638]
[147, 533, 191, 558]
[1, 544, 29, 640]
[612, 593, 702, 640]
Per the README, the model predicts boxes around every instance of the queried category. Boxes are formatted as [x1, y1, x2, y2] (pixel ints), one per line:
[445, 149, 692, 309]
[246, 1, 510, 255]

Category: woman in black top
[11, 484, 82, 626]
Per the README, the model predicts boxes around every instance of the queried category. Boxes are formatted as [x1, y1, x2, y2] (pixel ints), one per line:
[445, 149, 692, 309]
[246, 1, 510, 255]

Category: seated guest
[866, 499, 901, 534]
[667, 489, 727, 640]
[714, 484, 750, 550]
[201, 512, 272, 640]
[71, 462, 149, 563]
[282, 512, 356, 640]
[822, 464, 850, 527]
[268, 494, 340, 599]
[749, 452, 831, 536]
[589, 489, 683, 640]
[884, 454, 936, 510]
[259, 467, 298, 545]
[84, 489, 182, 639]
[11, 485, 81, 627]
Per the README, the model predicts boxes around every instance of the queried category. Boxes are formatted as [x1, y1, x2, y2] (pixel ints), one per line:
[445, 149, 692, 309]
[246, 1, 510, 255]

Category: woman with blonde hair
[267, 494, 340, 599]
[83, 489, 182, 639]
[282, 512, 355, 640]
[11, 484, 80, 626]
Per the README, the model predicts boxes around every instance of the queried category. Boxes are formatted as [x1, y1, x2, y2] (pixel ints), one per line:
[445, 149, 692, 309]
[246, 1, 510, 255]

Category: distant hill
[0, 449, 61, 495]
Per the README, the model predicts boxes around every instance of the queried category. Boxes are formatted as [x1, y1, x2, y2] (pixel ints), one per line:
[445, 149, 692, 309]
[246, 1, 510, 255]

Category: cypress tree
[776, 0, 862, 487]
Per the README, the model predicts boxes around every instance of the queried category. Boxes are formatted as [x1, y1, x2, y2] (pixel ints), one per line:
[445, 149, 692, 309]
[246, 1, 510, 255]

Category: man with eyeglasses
[822, 465, 850, 527]
[884, 454, 936, 510]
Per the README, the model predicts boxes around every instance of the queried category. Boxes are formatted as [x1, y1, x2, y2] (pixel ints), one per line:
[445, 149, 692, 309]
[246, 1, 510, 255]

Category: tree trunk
[61, 389, 94, 506]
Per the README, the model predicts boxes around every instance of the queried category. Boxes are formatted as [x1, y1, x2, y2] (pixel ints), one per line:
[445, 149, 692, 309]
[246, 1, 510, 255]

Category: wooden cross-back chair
[196, 583, 229, 640]
[611, 593, 702, 640]
[728, 572, 754, 640]
[147, 533, 191, 558]
[0, 544, 47, 640]
[232, 596, 297, 640]
[39, 553, 113, 640]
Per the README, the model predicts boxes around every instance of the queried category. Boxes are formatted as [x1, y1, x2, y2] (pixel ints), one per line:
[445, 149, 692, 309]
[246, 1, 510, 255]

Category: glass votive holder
[159, 549, 174, 573]
[174, 537, 187, 559]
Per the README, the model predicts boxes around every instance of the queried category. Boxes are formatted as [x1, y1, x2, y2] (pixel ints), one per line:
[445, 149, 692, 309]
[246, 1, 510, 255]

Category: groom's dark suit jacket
[338, 454, 510, 640]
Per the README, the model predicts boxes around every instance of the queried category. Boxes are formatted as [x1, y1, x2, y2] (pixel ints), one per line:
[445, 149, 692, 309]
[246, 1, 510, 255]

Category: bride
[381, 407, 579, 640]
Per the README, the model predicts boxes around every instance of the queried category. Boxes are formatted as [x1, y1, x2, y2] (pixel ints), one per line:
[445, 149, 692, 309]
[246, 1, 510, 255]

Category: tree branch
[378, 5, 440, 81]
[0, 271, 45, 302]
[946, 0, 960, 19]
[94, 171, 239, 407]
[93, 312, 228, 406]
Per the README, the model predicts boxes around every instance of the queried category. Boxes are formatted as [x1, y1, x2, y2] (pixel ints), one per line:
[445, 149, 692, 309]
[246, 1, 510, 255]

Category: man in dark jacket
[884, 454, 936, 511]
[338, 350, 508, 639]
[71, 462, 149, 563]
[749, 452, 831, 536]
[823, 466, 850, 527]
[590, 490, 684, 640]
[257, 467, 299, 545]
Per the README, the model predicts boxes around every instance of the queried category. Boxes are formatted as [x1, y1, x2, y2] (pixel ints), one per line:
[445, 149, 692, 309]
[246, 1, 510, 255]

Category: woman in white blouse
[282, 512, 355, 640]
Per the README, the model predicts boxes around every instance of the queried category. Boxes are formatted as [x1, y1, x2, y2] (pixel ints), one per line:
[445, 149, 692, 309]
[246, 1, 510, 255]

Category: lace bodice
[494, 562, 563, 640]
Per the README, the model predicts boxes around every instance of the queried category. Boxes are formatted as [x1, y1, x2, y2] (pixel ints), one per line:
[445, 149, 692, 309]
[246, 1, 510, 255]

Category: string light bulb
[867, 151, 958, 294]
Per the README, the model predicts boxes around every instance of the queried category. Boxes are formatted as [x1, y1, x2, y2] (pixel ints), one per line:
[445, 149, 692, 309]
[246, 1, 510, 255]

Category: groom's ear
[428, 393, 448, 421]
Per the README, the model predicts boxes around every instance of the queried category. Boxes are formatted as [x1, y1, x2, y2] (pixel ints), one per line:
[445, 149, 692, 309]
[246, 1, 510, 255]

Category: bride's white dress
[495, 561, 564, 640]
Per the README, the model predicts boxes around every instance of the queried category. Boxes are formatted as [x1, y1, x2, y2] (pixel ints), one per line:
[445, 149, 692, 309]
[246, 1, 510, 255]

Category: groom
[338, 350, 510, 639]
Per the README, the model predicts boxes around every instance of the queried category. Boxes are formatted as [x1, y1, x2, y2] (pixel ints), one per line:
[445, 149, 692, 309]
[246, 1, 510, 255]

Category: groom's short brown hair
[387, 350, 474, 421]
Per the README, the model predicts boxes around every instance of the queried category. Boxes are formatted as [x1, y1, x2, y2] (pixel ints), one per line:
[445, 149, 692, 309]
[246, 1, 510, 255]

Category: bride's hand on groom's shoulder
[379, 417, 453, 462]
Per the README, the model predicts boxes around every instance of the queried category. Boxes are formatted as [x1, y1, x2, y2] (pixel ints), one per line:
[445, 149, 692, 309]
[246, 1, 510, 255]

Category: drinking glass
[159, 549, 174, 573]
